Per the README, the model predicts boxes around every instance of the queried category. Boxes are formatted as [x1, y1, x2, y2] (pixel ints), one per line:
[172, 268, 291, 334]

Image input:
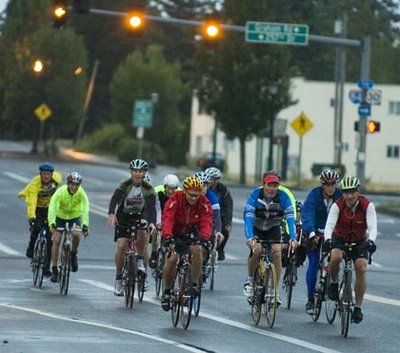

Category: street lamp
[32, 59, 44, 74]
[267, 82, 279, 171]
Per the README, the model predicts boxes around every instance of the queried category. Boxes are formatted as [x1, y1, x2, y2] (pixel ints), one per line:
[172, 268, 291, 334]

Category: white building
[189, 77, 400, 184]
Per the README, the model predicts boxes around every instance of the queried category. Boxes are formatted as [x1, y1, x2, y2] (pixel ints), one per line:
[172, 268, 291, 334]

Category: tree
[109, 44, 187, 165]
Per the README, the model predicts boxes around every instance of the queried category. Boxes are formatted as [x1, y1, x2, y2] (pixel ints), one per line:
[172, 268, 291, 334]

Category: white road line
[364, 293, 400, 307]
[3, 171, 30, 183]
[232, 216, 244, 224]
[0, 242, 22, 256]
[81, 279, 342, 353]
[0, 302, 205, 353]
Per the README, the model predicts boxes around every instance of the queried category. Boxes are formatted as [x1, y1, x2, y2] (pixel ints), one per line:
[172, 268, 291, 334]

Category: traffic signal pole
[72, 7, 371, 185]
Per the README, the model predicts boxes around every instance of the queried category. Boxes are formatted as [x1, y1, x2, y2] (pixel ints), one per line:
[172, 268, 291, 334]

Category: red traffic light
[367, 120, 381, 133]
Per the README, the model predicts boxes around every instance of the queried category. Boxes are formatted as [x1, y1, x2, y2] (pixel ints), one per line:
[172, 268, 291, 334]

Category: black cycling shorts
[332, 236, 369, 261]
[253, 226, 282, 243]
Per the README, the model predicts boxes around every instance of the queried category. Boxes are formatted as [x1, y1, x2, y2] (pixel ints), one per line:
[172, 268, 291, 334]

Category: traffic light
[367, 120, 381, 133]
[126, 9, 145, 36]
[202, 20, 222, 41]
[73, 0, 90, 14]
[52, 0, 68, 29]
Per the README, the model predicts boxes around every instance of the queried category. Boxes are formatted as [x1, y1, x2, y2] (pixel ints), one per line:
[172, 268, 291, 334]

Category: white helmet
[163, 174, 180, 188]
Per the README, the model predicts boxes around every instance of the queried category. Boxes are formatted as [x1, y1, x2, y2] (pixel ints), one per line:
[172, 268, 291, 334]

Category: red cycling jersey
[161, 190, 213, 240]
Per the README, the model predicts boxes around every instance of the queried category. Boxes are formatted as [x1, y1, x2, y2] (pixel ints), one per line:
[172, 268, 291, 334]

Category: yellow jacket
[18, 172, 62, 219]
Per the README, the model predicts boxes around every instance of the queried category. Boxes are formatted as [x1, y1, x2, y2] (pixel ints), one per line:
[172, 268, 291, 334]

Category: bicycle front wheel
[32, 239, 41, 286]
[340, 273, 352, 338]
[263, 263, 277, 328]
[137, 272, 145, 303]
[325, 272, 337, 324]
[154, 248, 164, 297]
[312, 267, 325, 322]
[192, 275, 202, 317]
[284, 259, 296, 310]
[59, 245, 71, 296]
[209, 248, 217, 291]
[180, 265, 193, 330]
[251, 263, 263, 325]
[124, 255, 136, 309]
[37, 239, 47, 288]
[171, 276, 180, 327]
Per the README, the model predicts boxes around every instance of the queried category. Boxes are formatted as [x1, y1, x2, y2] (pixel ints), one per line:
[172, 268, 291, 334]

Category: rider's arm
[79, 187, 90, 227]
[301, 188, 318, 237]
[199, 197, 214, 240]
[324, 203, 340, 241]
[366, 202, 378, 242]
[281, 191, 296, 240]
[143, 191, 157, 225]
[108, 187, 125, 215]
[243, 189, 258, 239]
[161, 196, 177, 239]
[18, 176, 40, 219]
[221, 185, 233, 226]
[47, 186, 62, 226]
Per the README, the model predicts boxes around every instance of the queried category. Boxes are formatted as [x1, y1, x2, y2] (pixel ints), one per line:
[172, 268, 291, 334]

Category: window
[387, 145, 400, 159]
[388, 101, 400, 115]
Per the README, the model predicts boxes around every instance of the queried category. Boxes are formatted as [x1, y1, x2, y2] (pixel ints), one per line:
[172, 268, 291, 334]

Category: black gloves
[82, 225, 89, 237]
[367, 239, 377, 254]
[28, 218, 35, 228]
[322, 239, 333, 254]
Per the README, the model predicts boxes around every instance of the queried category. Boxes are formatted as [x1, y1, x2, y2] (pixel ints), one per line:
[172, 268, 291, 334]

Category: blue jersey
[244, 187, 296, 240]
[206, 188, 222, 232]
[301, 186, 342, 235]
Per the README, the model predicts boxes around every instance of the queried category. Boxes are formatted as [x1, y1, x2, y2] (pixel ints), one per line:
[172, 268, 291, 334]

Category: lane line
[3, 171, 29, 183]
[0, 302, 206, 353]
[81, 279, 342, 353]
[0, 242, 22, 256]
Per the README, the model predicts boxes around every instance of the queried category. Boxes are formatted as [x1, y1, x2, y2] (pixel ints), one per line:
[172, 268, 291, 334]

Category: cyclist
[18, 162, 62, 269]
[301, 168, 342, 314]
[205, 167, 233, 261]
[160, 176, 213, 311]
[294, 200, 307, 267]
[48, 172, 89, 283]
[108, 159, 157, 296]
[149, 174, 181, 269]
[243, 171, 297, 306]
[323, 176, 377, 324]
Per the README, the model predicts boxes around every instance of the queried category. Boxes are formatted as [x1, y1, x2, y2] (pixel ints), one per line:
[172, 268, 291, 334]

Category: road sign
[290, 112, 313, 136]
[245, 21, 309, 46]
[357, 80, 374, 89]
[34, 103, 52, 121]
[348, 89, 362, 104]
[133, 100, 153, 128]
[358, 104, 371, 117]
[365, 89, 382, 105]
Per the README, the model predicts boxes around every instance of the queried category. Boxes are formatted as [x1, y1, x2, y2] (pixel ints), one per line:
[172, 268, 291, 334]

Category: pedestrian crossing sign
[290, 112, 313, 136]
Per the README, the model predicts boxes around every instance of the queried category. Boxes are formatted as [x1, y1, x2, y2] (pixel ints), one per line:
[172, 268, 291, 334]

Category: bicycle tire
[340, 271, 352, 338]
[124, 254, 136, 309]
[180, 264, 193, 330]
[137, 272, 145, 303]
[209, 248, 217, 291]
[192, 275, 202, 317]
[32, 238, 41, 286]
[59, 245, 71, 296]
[251, 262, 263, 325]
[285, 259, 296, 310]
[171, 275, 180, 327]
[37, 239, 47, 288]
[264, 263, 277, 328]
[154, 248, 164, 297]
[311, 265, 326, 322]
[325, 272, 337, 324]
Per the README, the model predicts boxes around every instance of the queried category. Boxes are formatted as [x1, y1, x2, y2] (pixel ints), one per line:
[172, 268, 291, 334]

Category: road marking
[82, 279, 342, 353]
[364, 293, 400, 307]
[232, 216, 244, 224]
[0, 242, 22, 256]
[3, 171, 30, 183]
[0, 302, 206, 353]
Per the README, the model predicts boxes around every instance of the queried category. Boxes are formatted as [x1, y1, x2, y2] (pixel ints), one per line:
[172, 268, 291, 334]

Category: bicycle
[122, 217, 147, 309]
[31, 220, 50, 288]
[250, 238, 278, 329]
[153, 245, 165, 297]
[170, 236, 197, 330]
[57, 222, 81, 296]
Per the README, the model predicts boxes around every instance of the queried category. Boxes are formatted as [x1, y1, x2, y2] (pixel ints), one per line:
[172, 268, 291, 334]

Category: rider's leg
[353, 257, 368, 307]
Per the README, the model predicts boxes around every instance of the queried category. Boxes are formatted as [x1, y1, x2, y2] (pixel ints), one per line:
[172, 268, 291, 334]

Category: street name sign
[245, 21, 309, 46]
[133, 100, 153, 128]
[358, 104, 371, 117]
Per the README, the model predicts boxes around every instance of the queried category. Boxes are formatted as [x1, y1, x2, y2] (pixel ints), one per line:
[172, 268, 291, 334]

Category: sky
[0, 0, 7, 13]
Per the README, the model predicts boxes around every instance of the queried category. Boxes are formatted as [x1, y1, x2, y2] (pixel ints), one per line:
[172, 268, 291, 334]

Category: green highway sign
[245, 21, 309, 46]
[133, 99, 153, 128]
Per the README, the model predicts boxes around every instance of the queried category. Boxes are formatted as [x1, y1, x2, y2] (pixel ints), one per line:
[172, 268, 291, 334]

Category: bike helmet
[205, 167, 222, 180]
[339, 176, 360, 191]
[163, 174, 180, 188]
[128, 159, 149, 171]
[182, 176, 203, 190]
[295, 200, 303, 213]
[39, 162, 54, 173]
[194, 171, 211, 185]
[67, 172, 82, 185]
[319, 168, 339, 184]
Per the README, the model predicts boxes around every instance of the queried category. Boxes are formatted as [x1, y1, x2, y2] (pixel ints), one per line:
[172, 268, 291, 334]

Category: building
[189, 78, 399, 184]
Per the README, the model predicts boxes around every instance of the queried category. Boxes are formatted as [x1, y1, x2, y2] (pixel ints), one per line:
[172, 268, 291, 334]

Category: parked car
[197, 152, 227, 172]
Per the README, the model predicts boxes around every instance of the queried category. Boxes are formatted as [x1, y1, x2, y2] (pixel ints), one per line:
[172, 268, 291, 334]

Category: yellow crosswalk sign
[290, 111, 313, 136]
[34, 103, 52, 122]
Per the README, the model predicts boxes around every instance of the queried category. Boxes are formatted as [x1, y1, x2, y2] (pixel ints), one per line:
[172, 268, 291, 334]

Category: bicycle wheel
[311, 266, 325, 322]
[192, 275, 202, 317]
[263, 263, 277, 328]
[37, 239, 47, 288]
[340, 272, 352, 338]
[285, 259, 296, 310]
[137, 272, 145, 303]
[124, 255, 136, 309]
[171, 274, 180, 327]
[32, 238, 41, 286]
[180, 264, 193, 330]
[154, 248, 164, 297]
[325, 272, 337, 324]
[251, 263, 263, 325]
[59, 245, 71, 296]
[209, 248, 217, 291]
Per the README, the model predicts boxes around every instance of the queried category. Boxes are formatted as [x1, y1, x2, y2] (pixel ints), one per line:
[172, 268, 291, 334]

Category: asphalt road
[1, 145, 399, 353]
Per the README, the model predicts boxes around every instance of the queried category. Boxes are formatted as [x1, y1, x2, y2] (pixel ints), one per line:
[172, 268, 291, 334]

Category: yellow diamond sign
[34, 103, 52, 122]
[290, 111, 313, 136]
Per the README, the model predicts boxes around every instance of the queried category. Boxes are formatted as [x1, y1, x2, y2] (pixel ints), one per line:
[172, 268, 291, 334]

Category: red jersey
[161, 190, 213, 240]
